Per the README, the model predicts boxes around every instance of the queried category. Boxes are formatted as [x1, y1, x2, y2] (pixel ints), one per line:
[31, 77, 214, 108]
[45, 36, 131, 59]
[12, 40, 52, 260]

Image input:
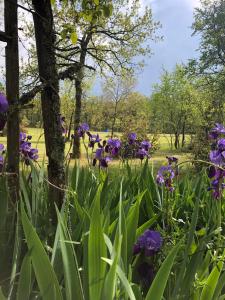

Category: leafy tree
[192, 0, 225, 74]
[120, 92, 151, 137]
[79, 90, 150, 135]
[102, 73, 136, 137]
[150, 65, 197, 149]
[18, 0, 159, 158]
[52, 0, 160, 157]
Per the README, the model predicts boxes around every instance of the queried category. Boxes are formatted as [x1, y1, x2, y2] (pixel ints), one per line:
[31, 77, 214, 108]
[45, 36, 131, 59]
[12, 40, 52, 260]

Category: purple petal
[0, 93, 9, 113]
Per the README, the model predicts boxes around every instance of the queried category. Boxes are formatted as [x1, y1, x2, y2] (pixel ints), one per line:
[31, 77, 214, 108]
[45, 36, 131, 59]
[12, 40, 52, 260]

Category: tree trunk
[32, 0, 65, 216]
[0, 0, 20, 288]
[5, 0, 20, 203]
[169, 134, 173, 150]
[67, 110, 74, 141]
[72, 72, 83, 158]
[174, 132, 179, 149]
[181, 121, 186, 148]
[111, 101, 119, 138]
[72, 33, 92, 158]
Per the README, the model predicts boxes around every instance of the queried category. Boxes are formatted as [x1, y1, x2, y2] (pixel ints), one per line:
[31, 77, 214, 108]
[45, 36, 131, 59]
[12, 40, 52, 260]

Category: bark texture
[32, 0, 65, 213]
[5, 0, 20, 203]
[0, 0, 20, 288]
[72, 34, 91, 158]
[72, 71, 83, 159]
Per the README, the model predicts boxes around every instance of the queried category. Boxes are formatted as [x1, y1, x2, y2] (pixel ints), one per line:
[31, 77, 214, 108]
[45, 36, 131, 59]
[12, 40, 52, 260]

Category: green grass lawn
[0, 128, 191, 167]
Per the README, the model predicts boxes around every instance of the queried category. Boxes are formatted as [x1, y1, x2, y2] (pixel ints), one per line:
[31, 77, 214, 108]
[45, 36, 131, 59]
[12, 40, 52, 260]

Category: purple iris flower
[208, 130, 225, 199]
[107, 138, 121, 149]
[218, 139, 225, 151]
[207, 167, 225, 199]
[128, 132, 137, 144]
[208, 165, 217, 178]
[28, 148, 39, 160]
[100, 156, 112, 168]
[94, 148, 112, 168]
[133, 230, 162, 257]
[137, 148, 149, 160]
[89, 134, 101, 148]
[156, 165, 175, 191]
[166, 156, 178, 165]
[77, 123, 89, 138]
[19, 132, 38, 164]
[95, 148, 104, 160]
[208, 179, 221, 199]
[141, 140, 152, 151]
[0, 93, 9, 113]
[209, 150, 225, 166]
[209, 123, 225, 139]
[20, 132, 27, 141]
[107, 138, 121, 156]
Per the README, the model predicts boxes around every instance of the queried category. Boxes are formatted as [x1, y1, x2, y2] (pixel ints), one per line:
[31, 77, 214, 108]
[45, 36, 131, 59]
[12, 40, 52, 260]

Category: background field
[0, 128, 190, 167]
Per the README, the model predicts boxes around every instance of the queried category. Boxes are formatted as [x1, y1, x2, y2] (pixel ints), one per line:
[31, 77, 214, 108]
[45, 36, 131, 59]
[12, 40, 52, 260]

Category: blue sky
[0, 0, 201, 96]
[93, 0, 201, 96]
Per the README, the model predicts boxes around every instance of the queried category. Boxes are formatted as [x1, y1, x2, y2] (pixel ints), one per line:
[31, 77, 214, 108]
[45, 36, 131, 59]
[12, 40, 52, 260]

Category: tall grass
[0, 161, 225, 299]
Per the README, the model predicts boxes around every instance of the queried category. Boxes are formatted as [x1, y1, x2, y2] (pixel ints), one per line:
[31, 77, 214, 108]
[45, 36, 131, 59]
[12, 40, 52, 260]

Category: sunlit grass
[0, 128, 191, 166]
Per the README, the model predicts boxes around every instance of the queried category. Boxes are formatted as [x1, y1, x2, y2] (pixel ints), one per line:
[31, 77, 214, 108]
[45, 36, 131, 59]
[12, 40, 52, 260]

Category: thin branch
[19, 63, 95, 104]
[86, 50, 116, 74]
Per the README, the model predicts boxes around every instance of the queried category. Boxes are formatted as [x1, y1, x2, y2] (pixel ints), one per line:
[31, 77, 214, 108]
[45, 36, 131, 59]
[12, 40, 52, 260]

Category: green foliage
[21, 204, 63, 300]
[192, 0, 225, 72]
[53, 0, 159, 74]
[145, 242, 181, 300]
[16, 254, 32, 300]
[56, 207, 84, 300]
[88, 184, 107, 300]
[150, 65, 198, 150]
[1, 162, 225, 299]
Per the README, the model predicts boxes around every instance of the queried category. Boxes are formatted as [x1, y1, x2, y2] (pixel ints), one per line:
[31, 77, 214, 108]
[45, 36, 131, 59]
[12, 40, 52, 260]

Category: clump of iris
[121, 132, 152, 160]
[74, 124, 153, 168]
[208, 123, 225, 199]
[19, 132, 39, 165]
[156, 156, 178, 191]
[137, 140, 152, 160]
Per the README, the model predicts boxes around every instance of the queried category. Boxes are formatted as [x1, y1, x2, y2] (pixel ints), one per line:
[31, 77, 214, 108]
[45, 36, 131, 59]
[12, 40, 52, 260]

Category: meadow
[0, 127, 190, 167]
